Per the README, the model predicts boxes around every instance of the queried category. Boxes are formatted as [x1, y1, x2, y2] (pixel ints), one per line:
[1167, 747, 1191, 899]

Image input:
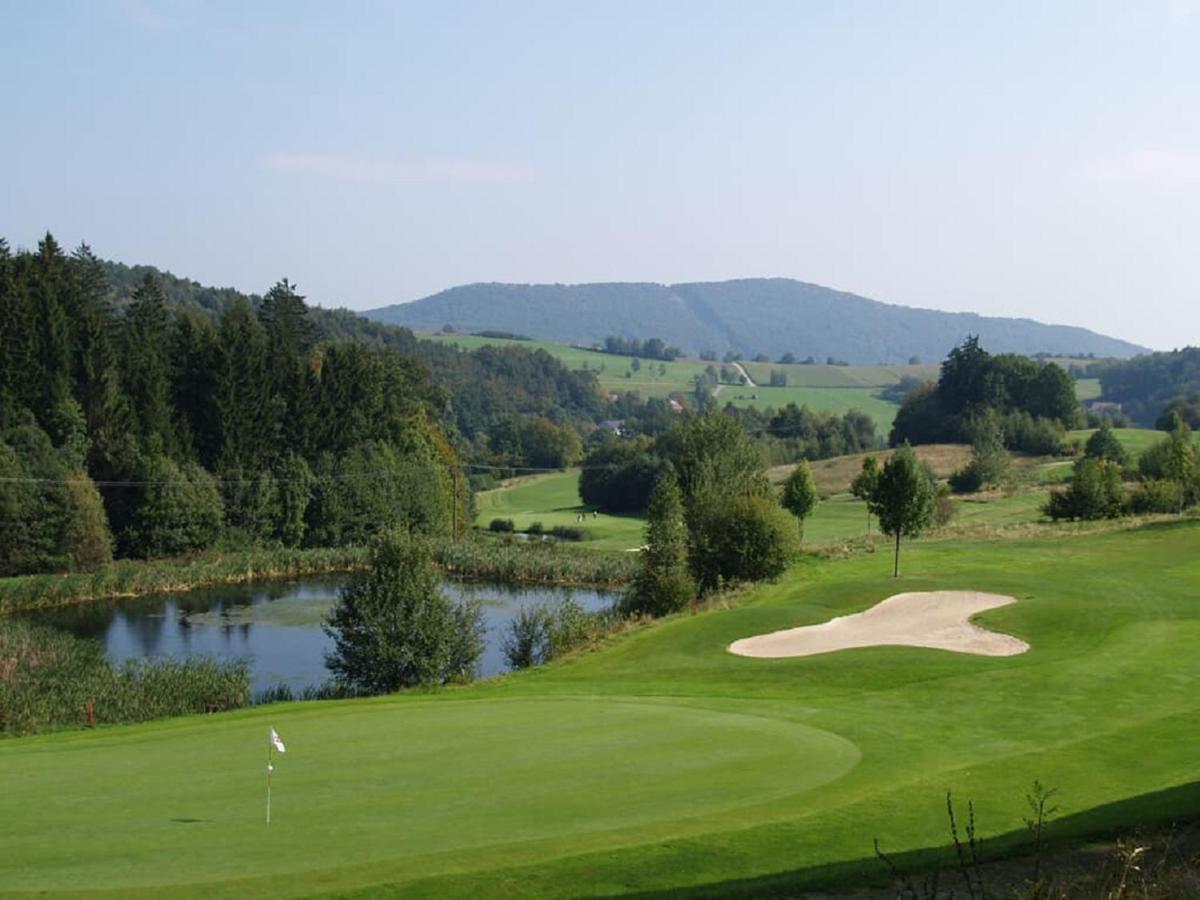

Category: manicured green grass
[4, 519, 1200, 897]
[472, 470, 646, 551]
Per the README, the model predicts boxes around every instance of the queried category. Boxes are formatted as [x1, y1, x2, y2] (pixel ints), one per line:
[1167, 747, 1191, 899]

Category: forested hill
[90, 260, 607, 447]
[364, 278, 1146, 364]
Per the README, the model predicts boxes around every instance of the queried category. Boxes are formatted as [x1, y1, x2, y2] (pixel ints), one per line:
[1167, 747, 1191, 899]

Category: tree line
[890, 336, 1080, 453]
[0, 234, 465, 575]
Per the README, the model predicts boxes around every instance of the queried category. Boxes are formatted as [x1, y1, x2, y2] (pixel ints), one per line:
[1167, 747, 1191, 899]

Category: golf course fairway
[3, 519, 1200, 898]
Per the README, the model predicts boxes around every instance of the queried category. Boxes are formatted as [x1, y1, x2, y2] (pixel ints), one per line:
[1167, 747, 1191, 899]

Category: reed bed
[0, 537, 636, 619]
[0, 547, 368, 615]
[0, 620, 250, 737]
[434, 537, 637, 587]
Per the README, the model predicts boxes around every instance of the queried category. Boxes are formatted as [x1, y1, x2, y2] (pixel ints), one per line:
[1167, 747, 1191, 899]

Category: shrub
[1045, 458, 1125, 521]
[525, 521, 544, 536]
[488, 518, 515, 533]
[324, 532, 484, 693]
[689, 495, 794, 591]
[1126, 480, 1184, 515]
[1084, 422, 1128, 465]
[502, 597, 598, 670]
[549, 525, 584, 541]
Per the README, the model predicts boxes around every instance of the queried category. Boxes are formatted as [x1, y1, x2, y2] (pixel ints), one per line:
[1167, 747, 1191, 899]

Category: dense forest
[1094, 347, 1200, 427]
[889, 337, 1081, 452]
[0, 235, 465, 575]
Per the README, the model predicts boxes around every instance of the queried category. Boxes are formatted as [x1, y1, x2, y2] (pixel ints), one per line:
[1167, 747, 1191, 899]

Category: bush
[488, 518, 515, 533]
[502, 597, 597, 670]
[1044, 458, 1125, 521]
[689, 495, 794, 591]
[549, 525, 584, 541]
[525, 521, 544, 536]
[324, 532, 484, 693]
[1126, 480, 1184, 515]
[933, 483, 956, 527]
[1084, 422, 1128, 465]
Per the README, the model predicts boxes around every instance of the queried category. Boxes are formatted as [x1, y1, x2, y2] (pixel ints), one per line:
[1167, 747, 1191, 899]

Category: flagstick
[266, 731, 273, 825]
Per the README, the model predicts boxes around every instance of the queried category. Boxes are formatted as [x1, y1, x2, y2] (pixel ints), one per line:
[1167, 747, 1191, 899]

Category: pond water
[24, 578, 618, 694]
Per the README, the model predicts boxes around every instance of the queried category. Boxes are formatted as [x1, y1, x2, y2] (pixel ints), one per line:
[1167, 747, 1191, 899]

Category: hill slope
[365, 278, 1146, 364]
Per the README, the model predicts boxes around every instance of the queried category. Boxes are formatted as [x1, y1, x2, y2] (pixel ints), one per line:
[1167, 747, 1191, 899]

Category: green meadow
[422, 332, 932, 429]
[472, 470, 646, 551]
[3, 518, 1199, 897]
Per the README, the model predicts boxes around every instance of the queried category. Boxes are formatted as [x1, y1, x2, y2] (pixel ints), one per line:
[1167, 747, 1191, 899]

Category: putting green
[0, 698, 858, 895]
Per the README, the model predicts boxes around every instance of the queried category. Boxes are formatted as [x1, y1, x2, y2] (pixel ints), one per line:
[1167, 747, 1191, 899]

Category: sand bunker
[728, 591, 1029, 659]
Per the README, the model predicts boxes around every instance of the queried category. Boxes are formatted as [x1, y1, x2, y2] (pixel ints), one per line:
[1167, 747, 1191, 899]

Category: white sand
[728, 591, 1029, 659]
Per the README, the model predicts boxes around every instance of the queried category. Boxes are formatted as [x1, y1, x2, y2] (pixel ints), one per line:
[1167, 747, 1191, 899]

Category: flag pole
[266, 730, 273, 825]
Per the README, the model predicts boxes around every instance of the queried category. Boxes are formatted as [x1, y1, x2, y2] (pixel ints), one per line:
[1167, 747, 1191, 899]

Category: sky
[2, 1, 1198, 350]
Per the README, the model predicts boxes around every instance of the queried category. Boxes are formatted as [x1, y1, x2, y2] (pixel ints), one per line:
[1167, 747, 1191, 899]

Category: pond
[23, 578, 618, 694]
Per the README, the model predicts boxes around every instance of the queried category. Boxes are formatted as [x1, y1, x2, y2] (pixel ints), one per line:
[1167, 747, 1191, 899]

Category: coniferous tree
[122, 274, 177, 458]
[623, 469, 694, 616]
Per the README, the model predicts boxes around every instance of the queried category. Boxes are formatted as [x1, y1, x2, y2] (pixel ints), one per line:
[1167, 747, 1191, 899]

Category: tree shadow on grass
[596, 781, 1200, 899]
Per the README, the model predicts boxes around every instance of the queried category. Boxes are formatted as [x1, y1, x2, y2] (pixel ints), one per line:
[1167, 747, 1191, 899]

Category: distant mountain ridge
[364, 278, 1146, 364]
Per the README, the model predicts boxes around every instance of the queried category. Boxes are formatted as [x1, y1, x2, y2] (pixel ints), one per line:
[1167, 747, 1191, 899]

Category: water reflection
[24, 578, 616, 694]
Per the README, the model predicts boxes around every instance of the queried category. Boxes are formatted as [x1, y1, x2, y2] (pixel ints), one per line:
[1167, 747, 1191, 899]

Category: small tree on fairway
[325, 531, 484, 693]
[1083, 421, 1128, 466]
[850, 456, 880, 533]
[871, 444, 935, 577]
[623, 469, 695, 616]
[781, 461, 818, 540]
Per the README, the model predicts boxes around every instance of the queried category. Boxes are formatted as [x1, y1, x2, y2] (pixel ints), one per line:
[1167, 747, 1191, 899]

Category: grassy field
[422, 332, 923, 429]
[1066, 427, 1197, 459]
[472, 469, 646, 551]
[4, 518, 1199, 897]
[1074, 377, 1102, 401]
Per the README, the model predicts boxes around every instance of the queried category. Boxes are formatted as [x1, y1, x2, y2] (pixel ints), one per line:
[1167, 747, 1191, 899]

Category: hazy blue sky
[3, 1, 1198, 349]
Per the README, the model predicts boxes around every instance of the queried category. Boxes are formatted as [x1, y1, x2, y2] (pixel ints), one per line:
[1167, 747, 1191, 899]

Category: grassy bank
[2, 520, 1199, 896]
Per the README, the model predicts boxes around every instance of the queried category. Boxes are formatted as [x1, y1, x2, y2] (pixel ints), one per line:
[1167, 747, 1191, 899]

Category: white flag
[270, 728, 286, 753]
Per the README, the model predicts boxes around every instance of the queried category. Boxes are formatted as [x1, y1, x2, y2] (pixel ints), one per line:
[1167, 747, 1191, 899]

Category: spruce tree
[623, 469, 694, 616]
[122, 274, 177, 457]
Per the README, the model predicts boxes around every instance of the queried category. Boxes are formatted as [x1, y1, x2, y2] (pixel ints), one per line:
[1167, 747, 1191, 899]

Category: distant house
[668, 398, 685, 413]
[598, 419, 627, 435]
